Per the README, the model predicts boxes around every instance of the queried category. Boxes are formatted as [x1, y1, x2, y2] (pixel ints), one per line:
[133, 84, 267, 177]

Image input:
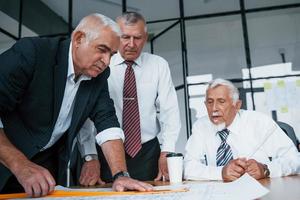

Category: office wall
[150, 8, 300, 152]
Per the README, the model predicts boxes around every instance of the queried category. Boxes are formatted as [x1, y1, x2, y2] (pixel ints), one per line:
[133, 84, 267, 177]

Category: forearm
[100, 139, 127, 176]
[0, 128, 28, 174]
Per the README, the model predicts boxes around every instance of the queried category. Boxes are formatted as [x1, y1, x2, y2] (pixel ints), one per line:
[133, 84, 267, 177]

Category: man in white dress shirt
[96, 11, 181, 182]
[184, 78, 300, 182]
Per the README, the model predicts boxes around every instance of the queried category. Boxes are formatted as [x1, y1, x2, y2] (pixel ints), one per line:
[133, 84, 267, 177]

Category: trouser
[99, 137, 161, 182]
[0, 134, 66, 194]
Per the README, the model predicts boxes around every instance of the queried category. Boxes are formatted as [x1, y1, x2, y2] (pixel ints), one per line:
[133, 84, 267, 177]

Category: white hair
[73, 13, 121, 42]
[206, 78, 239, 103]
[116, 11, 148, 32]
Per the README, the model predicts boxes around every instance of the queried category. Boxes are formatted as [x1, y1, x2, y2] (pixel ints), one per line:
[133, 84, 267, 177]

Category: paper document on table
[199, 173, 269, 200]
[4, 175, 268, 200]
[126, 173, 268, 200]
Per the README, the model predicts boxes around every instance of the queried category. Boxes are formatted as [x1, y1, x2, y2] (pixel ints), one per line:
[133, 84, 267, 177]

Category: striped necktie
[122, 60, 142, 158]
[216, 129, 233, 166]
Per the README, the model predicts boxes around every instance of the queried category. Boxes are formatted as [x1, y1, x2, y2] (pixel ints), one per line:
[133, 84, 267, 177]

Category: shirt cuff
[76, 119, 97, 157]
[205, 166, 223, 180]
[161, 141, 176, 153]
[95, 127, 125, 146]
[161, 144, 175, 152]
[268, 161, 288, 178]
[0, 118, 3, 128]
[79, 139, 97, 157]
[184, 165, 223, 181]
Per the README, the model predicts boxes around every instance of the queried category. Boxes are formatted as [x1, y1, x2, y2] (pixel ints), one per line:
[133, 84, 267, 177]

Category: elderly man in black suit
[0, 13, 152, 197]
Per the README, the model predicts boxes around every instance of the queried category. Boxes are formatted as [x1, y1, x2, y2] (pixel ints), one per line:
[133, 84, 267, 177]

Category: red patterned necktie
[122, 60, 142, 158]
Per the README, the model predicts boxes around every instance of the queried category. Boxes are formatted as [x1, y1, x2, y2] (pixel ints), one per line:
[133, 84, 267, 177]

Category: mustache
[125, 48, 137, 52]
[212, 112, 220, 116]
[95, 60, 108, 69]
[95, 60, 104, 66]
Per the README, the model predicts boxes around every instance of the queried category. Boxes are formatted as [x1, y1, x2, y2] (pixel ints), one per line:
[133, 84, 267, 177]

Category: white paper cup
[167, 153, 183, 184]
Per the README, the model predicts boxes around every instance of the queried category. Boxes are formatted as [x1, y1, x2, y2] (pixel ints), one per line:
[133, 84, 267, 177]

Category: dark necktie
[122, 60, 142, 158]
[216, 129, 233, 166]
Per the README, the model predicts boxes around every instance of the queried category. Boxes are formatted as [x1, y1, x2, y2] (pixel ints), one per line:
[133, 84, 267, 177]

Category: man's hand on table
[13, 159, 56, 198]
[112, 176, 153, 192]
[154, 152, 169, 181]
[79, 159, 105, 186]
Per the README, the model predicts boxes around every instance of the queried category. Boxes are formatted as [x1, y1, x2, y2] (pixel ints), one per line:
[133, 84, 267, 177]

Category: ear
[72, 31, 86, 47]
[235, 100, 242, 110]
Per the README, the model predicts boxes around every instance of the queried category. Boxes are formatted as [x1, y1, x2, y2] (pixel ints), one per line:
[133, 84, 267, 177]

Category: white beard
[213, 122, 226, 132]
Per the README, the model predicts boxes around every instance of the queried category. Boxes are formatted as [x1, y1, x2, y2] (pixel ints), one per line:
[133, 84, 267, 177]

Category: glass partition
[247, 8, 300, 69]
[185, 15, 246, 79]
[0, 32, 15, 54]
[245, 0, 300, 9]
[25, 0, 69, 36]
[72, 0, 122, 26]
[127, 0, 179, 21]
[184, 0, 239, 17]
[152, 23, 183, 87]
[0, 0, 20, 37]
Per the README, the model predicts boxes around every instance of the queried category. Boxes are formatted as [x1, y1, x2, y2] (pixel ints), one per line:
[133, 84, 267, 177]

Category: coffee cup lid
[166, 152, 183, 157]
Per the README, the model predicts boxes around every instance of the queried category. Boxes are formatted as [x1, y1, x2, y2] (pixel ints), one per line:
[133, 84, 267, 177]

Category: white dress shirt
[41, 44, 91, 150]
[184, 109, 300, 180]
[107, 52, 181, 152]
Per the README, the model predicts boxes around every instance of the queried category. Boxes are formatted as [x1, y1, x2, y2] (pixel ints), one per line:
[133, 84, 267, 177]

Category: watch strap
[113, 171, 130, 181]
[263, 164, 270, 178]
[84, 154, 98, 162]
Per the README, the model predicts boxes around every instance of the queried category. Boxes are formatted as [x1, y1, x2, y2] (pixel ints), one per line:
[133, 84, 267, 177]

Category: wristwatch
[263, 164, 270, 178]
[113, 171, 130, 181]
[84, 154, 98, 162]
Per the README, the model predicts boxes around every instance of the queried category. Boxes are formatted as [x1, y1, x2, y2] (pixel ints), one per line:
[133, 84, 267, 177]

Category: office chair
[276, 121, 300, 152]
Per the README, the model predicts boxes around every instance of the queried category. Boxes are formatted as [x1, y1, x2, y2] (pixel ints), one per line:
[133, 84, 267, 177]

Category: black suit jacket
[0, 37, 120, 190]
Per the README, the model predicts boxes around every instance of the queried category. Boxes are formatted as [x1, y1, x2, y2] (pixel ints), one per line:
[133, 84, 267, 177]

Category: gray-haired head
[72, 13, 121, 42]
[206, 78, 240, 104]
[116, 11, 147, 32]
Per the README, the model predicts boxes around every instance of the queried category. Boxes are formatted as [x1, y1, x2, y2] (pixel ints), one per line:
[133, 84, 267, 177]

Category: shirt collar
[68, 42, 75, 78]
[68, 42, 91, 82]
[226, 110, 242, 135]
[211, 110, 242, 136]
[110, 52, 142, 68]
